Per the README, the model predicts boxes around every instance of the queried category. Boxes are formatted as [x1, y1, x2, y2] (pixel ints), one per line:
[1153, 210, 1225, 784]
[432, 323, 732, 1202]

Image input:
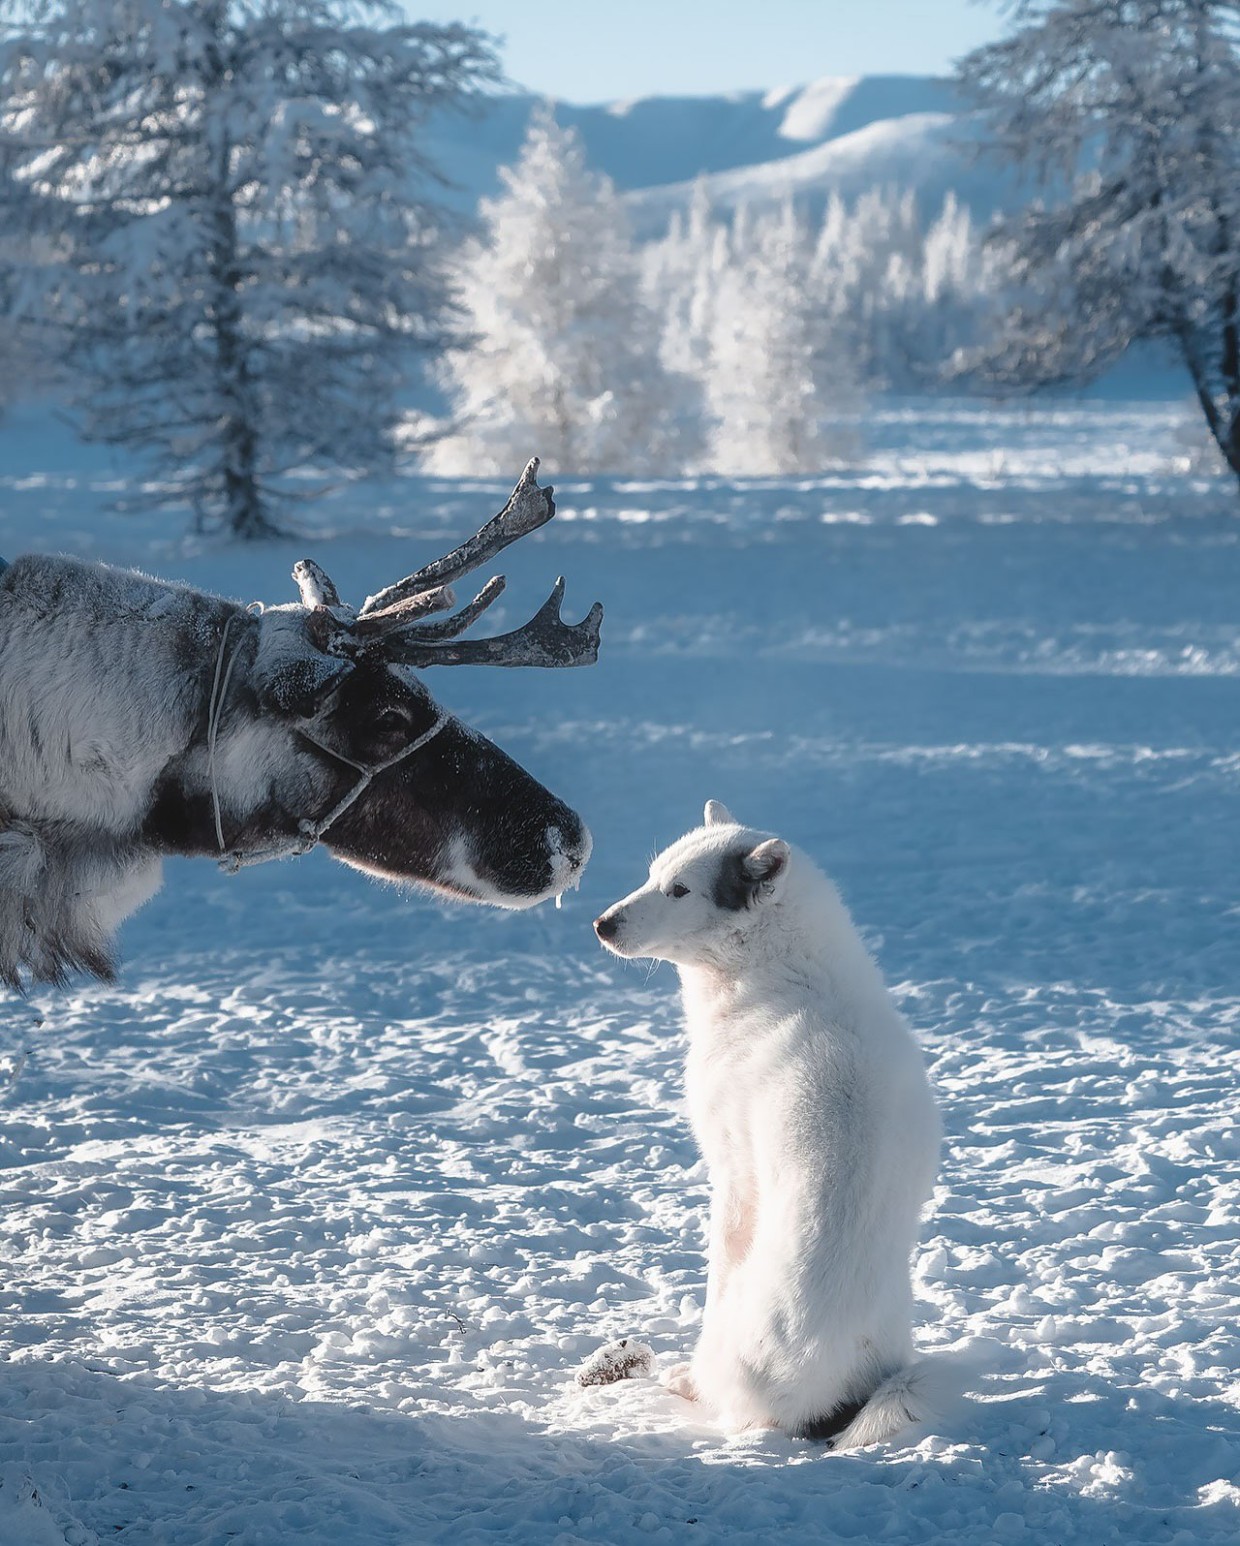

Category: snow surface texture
[1, 399, 1239, 1542]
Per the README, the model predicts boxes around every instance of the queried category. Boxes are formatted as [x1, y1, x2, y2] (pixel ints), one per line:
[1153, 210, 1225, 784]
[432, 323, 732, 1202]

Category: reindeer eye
[373, 708, 409, 736]
[671, 883, 690, 898]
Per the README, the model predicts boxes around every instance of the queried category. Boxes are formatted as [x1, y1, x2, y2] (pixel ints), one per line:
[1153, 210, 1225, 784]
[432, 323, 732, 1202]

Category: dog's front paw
[663, 1361, 699, 1402]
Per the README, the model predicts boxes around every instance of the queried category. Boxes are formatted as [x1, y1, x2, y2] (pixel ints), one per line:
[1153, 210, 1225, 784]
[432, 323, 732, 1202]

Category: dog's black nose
[594, 912, 619, 941]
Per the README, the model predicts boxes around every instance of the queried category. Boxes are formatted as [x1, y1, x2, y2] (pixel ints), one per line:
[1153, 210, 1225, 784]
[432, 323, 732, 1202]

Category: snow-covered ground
[1, 399, 1238, 1543]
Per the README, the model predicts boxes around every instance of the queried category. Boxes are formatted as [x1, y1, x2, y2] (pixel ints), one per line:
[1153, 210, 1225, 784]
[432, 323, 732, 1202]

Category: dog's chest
[681, 995, 782, 1164]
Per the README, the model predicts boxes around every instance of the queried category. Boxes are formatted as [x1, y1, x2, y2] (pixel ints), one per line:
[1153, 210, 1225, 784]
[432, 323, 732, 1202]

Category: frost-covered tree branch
[958, 0, 1240, 487]
[0, 0, 499, 535]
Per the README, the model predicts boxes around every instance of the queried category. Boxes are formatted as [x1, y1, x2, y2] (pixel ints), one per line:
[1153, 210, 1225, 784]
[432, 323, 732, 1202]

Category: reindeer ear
[704, 800, 735, 827]
[741, 838, 790, 898]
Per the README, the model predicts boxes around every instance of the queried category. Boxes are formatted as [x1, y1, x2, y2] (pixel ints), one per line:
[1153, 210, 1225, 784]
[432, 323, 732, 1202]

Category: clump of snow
[0, 1467, 68, 1546]
[576, 1338, 656, 1387]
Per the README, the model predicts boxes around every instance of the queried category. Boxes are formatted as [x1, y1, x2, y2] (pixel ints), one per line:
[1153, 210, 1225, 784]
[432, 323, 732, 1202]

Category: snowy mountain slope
[767, 75, 957, 145]
[626, 111, 1008, 236]
[1, 400, 1239, 1543]
[422, 74, 1012, 225]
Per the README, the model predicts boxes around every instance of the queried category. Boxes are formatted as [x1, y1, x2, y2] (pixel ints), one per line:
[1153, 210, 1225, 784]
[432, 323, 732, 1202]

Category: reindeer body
[1, 557, 232, 831]
[0, 463, 600, 989]
[0, 557, 225, 982]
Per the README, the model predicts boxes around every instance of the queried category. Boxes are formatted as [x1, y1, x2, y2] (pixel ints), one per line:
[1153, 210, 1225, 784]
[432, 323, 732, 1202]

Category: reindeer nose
[594, 911, 619, 941]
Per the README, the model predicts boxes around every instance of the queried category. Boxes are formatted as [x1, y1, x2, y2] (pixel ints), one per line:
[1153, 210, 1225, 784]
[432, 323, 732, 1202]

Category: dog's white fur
[596, 802, 944, 1447]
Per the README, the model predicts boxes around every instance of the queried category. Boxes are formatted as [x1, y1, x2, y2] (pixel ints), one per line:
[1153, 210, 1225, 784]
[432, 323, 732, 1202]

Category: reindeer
[0, 461, 601, 990]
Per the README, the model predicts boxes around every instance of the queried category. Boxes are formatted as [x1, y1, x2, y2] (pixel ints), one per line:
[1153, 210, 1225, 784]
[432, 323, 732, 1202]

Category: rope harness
[206, 610, 449, 874]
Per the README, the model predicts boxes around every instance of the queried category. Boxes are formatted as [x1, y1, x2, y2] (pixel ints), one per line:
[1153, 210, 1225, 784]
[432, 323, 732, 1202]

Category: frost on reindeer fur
[594, 800, 948, 1446]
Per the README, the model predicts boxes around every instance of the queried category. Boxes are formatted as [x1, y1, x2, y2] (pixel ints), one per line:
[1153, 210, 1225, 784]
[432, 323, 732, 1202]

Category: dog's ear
[741, 838, 790, 900]
[704, 799, 735, 827]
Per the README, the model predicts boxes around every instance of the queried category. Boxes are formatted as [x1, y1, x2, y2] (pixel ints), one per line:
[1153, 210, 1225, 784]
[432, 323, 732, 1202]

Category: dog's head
[593, 800, 791, 967]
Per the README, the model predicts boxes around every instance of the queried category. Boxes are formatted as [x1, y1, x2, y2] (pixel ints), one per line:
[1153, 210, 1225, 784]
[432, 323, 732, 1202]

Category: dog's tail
[828, 1356, 964, 1450]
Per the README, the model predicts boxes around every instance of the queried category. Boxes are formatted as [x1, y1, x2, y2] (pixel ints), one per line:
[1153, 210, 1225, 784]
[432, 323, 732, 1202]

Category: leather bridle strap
[214, 715, 449, 874]
[206, 612, 450, 874]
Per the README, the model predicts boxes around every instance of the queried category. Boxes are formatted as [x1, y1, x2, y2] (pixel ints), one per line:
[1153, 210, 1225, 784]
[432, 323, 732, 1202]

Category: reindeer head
[238, 460, 602, 908]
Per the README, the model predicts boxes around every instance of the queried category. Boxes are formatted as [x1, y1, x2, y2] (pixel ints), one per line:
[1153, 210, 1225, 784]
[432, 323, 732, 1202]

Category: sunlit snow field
[1, 399, 1238, 1544]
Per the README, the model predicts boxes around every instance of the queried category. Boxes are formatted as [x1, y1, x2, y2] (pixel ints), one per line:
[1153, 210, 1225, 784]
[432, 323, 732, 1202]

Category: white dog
[594, 802, 945, 1447]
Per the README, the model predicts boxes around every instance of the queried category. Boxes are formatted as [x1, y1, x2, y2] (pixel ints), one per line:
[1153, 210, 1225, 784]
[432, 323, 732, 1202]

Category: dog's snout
[594, 911, 619, 942]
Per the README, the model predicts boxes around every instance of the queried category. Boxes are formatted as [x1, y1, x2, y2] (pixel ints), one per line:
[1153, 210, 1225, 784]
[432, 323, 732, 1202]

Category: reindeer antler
[385, 579, 604, 669]
[289, 460, 602, 669]
[292, 559, 343, 610]
[359, 457, 554, 622]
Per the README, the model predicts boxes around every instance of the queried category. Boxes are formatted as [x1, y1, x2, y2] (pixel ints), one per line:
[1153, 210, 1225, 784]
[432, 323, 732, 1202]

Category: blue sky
[414, 1, 1007, 102]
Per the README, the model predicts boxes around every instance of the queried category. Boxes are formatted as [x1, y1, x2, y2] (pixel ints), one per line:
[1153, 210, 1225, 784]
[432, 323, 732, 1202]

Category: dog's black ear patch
[712, 850, 755, 911]
[713, 839, 791, 911]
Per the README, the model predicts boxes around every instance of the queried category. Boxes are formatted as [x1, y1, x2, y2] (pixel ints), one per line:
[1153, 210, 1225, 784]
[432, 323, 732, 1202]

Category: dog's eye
[671, 883, 690, 898]
[373, 708, 409, 736]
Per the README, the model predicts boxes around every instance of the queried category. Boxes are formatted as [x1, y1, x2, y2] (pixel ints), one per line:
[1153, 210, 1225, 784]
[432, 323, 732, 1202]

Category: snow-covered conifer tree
[706, 201, 861, 475]
[871, 192, 1005, 385]
[645, 178, 720, 382]
[959, 0, 1240, 484]
[427, 108, 703, 477]
[0, 0, 496, 534]
[641, 179, 1006, 439]
[812, 186, 922, 385]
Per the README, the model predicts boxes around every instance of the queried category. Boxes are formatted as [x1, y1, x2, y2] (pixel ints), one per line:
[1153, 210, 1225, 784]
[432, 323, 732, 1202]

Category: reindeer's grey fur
[0, 547, 593, 990]
[0, 556, 260, 986]
[0, 820, 162, 988]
